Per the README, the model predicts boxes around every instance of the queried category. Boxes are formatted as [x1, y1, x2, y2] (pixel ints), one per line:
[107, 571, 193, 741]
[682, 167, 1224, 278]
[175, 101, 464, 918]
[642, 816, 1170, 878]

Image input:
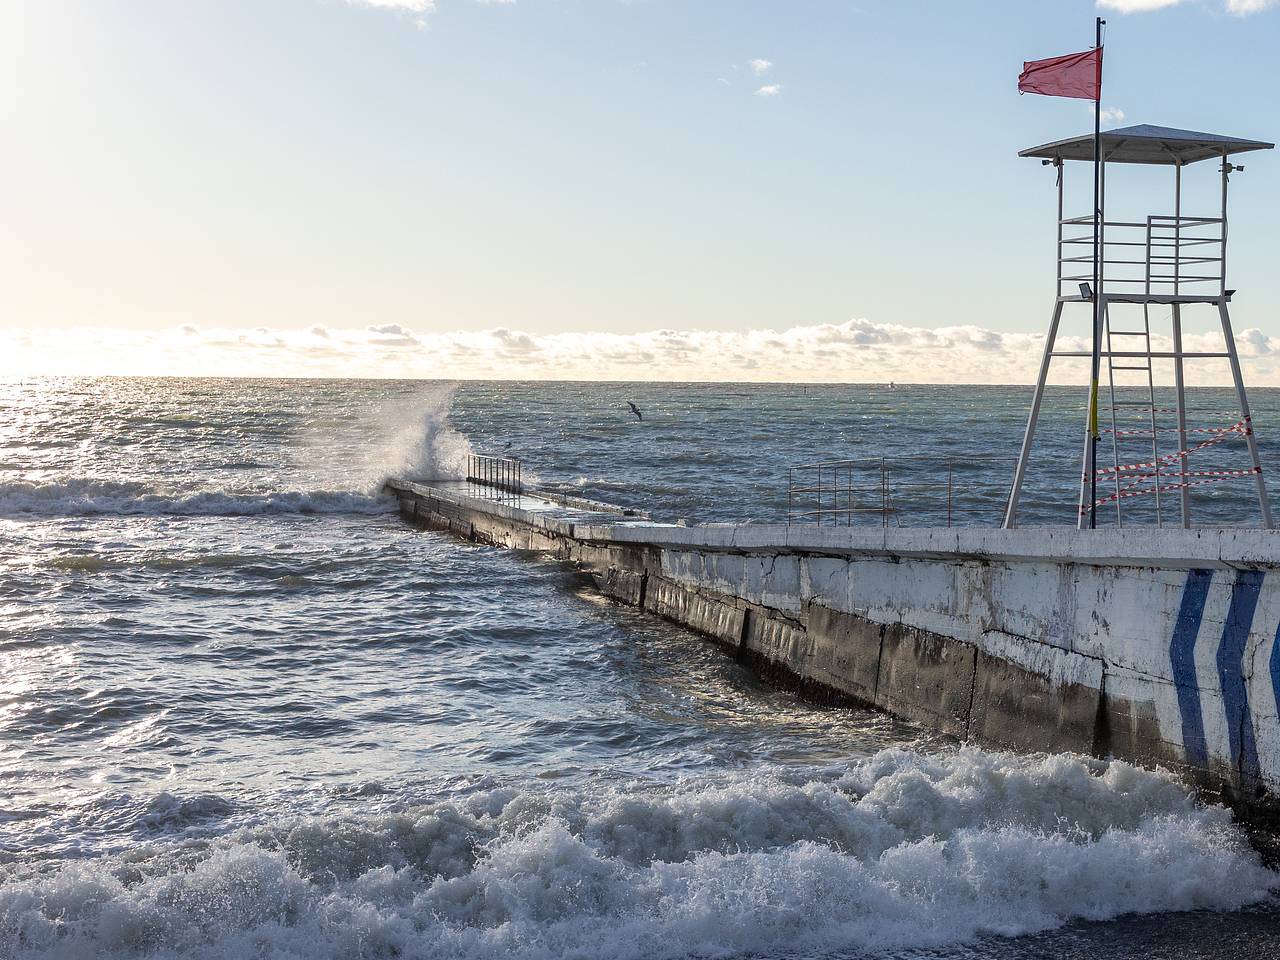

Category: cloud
[1090, 104, 1126, 125]
[349, 0, 437, 10]
[755, 84, 782, 97]
[1098, 0, 1183, 10]
[749, 58, 773, 75]
[1099, 0, 1274, 12]
[366, 323, 420, 346]
[4, 317, 1278, 386]
[345, 0, 515, 28]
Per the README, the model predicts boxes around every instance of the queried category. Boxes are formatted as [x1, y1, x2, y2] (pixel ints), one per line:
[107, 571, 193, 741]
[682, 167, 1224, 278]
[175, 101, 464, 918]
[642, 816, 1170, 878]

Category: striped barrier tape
[1081, 415, 1260, 512]
[1093, 418, 1250, 478]
[1106, 422, 1252, 438]
[1086, 467, 1262, 509]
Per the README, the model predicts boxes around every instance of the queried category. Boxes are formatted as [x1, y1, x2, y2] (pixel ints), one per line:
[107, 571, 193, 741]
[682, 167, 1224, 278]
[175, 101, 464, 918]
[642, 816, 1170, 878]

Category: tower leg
[1004, 300, 1064, 529]
[1078, 296, 1106, 529]
[1171, 304, 1191, 528]
[1218, 299, 1273, 529]
[1077, 418, 1094, 529]
[1102, 298, 1122, 526]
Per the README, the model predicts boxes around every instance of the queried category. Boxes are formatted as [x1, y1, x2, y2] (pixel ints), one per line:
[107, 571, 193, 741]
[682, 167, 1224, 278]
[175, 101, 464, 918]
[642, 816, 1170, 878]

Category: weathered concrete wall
[385, 480, 1280, 829]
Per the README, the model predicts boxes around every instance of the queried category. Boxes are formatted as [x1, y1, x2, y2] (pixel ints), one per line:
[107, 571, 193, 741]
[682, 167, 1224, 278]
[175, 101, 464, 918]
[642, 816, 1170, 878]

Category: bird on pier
[626, 402, 643, 421]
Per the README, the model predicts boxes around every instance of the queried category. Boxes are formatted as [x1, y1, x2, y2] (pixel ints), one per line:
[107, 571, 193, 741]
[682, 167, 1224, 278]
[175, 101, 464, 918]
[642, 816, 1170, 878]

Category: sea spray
[365, 382, 473, 489]
[2, 747, 1274, 960]
[0, 383, 480, 516]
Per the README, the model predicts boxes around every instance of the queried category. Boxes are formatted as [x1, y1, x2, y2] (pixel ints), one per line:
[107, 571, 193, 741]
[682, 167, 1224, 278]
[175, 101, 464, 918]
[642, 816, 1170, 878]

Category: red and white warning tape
[1080, 417, 1261, 514]
[1093, 418, 1250, 478]
[1105, 423, 1251, 438]
[1086, 467, 1262, 509]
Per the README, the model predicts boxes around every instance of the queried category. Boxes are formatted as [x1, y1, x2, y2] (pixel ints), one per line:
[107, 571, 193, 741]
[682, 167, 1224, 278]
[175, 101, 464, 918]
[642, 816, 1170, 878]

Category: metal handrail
[788, 454, 1014, 470]
[466, 454, 523, 495]
[1056, 212, 1225, 298]
[786, 456, 1015, 528]
[1060, 215, 1222, 227]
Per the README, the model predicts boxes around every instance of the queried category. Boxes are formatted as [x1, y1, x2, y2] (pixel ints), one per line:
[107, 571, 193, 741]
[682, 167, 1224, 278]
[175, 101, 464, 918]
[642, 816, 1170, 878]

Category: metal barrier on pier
[467, 454, 523, 499]
[787, 457, 1014, 528]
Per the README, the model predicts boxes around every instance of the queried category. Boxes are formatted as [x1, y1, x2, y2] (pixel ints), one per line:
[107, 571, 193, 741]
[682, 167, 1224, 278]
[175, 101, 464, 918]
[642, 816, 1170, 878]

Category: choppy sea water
[3, 376, 1280, 960]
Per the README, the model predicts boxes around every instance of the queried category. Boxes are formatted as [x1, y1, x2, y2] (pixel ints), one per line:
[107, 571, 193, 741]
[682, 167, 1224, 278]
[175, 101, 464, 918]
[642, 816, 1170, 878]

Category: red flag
[1018, 47, 1102, 101]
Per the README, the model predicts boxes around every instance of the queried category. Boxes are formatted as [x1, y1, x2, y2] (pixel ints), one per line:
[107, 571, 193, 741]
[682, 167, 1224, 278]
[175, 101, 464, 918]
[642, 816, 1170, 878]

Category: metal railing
[1057, 213, 1225, 299]
[786, 456, 1015, 527]
[467, 454, 523, 497]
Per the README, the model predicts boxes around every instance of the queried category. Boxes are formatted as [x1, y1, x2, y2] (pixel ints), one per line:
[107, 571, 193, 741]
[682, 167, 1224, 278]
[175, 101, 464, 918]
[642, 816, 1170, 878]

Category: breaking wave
[0, 479, 393, 518]
[1, 384, 482, 520]
[2, 748, 1274, 959]
[362, 382, 473, 488]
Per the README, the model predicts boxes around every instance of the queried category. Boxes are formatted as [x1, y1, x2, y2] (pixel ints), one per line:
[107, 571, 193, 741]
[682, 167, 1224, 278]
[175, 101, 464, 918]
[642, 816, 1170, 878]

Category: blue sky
[2, 0, 1278, 380]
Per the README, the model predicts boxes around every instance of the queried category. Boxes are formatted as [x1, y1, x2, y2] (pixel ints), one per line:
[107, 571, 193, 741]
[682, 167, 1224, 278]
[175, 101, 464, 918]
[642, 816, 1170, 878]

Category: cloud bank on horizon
[5, 318, 1278, 386]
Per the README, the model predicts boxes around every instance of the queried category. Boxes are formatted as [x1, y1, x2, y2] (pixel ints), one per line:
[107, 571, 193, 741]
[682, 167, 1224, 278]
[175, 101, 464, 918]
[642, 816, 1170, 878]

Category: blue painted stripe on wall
[1217, 570, 1265, 782]
[1272, 619, 1280, 747]
[1170, 569, 1214, 768]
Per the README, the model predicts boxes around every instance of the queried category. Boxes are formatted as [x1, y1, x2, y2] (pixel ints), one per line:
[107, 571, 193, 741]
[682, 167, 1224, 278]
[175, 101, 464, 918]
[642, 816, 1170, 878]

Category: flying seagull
[627, 402, 643, 422]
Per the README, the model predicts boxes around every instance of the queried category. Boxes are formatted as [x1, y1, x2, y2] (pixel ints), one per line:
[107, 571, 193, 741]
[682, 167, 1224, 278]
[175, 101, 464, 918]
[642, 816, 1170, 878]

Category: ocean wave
[0, 479, 394, 518]
[2, 748, 1274, 959]
[69, 790, 238, 838]
[358, 383, 473, 489]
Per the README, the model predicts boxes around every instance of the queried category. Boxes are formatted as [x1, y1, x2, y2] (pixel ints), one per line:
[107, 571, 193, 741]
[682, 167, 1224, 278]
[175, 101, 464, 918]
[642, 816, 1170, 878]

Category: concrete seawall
[386, 479, 1280, 830]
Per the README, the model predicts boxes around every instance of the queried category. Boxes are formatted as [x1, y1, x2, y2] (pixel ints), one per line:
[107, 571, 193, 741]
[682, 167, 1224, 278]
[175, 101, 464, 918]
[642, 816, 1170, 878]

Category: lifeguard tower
[1003, 124, 1275, 529]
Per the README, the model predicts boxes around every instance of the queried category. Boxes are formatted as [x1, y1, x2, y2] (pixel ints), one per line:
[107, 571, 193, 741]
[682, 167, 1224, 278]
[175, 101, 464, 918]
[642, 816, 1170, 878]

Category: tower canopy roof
[1019, 124, 1273, 165]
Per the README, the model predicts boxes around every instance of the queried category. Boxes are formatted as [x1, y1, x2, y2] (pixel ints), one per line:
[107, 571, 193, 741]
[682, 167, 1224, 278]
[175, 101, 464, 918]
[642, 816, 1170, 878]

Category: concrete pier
[386, 478, 1280, 831]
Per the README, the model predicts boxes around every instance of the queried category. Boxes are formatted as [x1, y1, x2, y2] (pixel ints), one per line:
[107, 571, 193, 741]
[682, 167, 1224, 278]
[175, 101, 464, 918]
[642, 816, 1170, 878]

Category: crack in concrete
[870, 623, 886, 704]
[963, 650, 979, 740]
[979, 627, 1107, 665]
[761, 554, 779, 581]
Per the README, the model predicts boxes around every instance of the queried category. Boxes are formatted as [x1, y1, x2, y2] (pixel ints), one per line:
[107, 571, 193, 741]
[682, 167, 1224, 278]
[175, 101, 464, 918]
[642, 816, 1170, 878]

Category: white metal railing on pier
[466, 454, 523, 499]
[786, 456, 1015, 528]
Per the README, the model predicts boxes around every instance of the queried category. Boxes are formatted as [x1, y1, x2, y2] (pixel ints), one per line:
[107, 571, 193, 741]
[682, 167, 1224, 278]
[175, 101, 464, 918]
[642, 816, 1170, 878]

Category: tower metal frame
[1003, 126, 1274, 530]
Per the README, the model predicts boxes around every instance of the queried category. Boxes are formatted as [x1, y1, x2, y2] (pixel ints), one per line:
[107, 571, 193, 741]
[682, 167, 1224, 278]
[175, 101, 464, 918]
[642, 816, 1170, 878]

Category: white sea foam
[0, 479, 393, 517]
[2, 748, 1274, 959]
[364, 382, 474, 487]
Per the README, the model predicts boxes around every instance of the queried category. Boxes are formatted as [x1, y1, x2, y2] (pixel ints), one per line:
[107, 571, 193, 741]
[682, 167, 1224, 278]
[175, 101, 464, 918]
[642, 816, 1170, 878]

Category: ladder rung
[1109, 331, 1148, 336]
[1111, 365, 1151, 371]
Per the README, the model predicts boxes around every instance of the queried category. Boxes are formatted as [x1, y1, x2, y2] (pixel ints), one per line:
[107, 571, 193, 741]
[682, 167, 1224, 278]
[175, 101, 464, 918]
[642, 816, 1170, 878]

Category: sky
[2, 0, 1279, 382]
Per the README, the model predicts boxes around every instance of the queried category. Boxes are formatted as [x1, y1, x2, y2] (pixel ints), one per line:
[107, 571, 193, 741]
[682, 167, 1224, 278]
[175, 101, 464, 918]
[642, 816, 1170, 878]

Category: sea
[3, 376, 1280, 960]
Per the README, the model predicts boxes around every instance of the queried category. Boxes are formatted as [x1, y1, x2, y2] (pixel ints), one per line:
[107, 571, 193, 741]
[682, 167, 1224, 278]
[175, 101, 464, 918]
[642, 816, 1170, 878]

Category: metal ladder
[1103, 301, 1163, 527]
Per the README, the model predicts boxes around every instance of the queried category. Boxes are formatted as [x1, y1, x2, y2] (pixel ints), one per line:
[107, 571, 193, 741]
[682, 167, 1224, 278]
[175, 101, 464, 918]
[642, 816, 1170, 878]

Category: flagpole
[1088, 16, 1105, 529]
